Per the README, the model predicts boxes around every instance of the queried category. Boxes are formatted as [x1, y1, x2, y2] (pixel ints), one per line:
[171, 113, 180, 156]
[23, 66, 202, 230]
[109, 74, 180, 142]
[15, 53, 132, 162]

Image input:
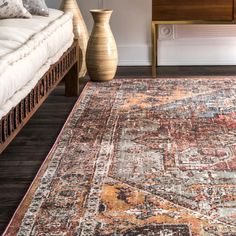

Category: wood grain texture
[152, 0, 234, 21]
[234, 0, 236, 20]
[86, 10, 118, 82]
[65, 63, 80, 96]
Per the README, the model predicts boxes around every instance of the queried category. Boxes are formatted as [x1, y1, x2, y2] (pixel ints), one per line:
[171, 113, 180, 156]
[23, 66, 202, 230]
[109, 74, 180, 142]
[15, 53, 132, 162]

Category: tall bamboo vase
[61, 0, 89, 78]
[86, 10, 118, 82]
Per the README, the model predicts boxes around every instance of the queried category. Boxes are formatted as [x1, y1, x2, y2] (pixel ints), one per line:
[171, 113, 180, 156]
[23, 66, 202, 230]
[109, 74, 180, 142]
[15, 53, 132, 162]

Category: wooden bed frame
[0, 40, 79, 154]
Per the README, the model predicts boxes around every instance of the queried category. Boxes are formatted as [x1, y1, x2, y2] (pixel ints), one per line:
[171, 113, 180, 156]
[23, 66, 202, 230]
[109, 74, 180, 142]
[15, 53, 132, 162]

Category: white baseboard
[117, 45, 151, 66]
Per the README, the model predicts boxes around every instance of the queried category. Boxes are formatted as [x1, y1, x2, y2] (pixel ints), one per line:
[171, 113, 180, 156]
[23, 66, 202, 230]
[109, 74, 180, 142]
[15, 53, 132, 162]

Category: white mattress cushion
[0, 9, 74, 118]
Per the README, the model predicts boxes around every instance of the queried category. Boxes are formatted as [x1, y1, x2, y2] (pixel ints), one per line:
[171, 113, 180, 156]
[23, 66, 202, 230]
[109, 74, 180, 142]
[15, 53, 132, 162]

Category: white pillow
[0, 0, 32, 19]
[23, 0, 49, 17]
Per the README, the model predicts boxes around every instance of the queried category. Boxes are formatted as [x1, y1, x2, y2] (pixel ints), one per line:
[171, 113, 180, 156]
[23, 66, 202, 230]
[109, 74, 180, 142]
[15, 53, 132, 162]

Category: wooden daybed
[0, 10, 79, 154]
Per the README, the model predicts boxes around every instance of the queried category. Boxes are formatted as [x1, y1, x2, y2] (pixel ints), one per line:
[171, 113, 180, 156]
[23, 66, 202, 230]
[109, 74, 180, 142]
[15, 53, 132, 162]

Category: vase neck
[90, 9, 112, 24]
[60, 0, 79, 10]
[62, 0, 77, 4]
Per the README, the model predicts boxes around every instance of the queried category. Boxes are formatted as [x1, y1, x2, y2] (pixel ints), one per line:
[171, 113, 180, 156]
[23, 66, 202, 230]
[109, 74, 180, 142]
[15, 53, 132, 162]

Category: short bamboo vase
[61, 0, 89, 78]
[86, 9, 118, 82]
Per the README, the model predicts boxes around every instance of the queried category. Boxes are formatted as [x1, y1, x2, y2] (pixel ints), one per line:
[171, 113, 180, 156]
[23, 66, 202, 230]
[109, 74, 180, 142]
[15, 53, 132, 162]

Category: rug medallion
[4, 78, 236, 235]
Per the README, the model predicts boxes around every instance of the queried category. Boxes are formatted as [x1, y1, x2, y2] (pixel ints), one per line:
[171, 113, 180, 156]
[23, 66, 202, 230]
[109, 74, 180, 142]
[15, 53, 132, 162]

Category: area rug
[4, 78, 236, 235]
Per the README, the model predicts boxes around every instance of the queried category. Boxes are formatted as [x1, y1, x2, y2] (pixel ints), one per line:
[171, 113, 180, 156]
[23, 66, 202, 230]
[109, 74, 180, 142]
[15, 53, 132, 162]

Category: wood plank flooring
[0, 66, 236, 234]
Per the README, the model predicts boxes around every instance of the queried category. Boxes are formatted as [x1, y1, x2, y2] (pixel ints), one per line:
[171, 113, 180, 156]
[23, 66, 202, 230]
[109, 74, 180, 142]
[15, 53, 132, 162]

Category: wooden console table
[152, 0, 236, 77]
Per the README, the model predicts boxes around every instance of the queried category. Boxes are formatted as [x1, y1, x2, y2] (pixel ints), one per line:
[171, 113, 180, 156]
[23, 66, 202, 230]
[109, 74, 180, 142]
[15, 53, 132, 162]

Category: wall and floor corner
[47, 0, 236, 66]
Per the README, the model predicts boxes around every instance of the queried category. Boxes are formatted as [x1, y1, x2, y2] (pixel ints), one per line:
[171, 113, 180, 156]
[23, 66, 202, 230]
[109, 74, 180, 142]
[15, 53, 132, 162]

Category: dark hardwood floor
[0, 66, 236, 234]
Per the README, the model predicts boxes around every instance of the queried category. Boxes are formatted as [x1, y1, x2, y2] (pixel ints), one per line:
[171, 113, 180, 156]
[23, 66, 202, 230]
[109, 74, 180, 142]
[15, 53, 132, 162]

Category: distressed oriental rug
[4, 78, 236, 236]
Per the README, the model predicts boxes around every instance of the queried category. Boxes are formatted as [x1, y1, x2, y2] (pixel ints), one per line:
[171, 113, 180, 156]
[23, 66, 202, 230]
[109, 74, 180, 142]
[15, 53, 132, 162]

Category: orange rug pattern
[4, 78, 236, 236]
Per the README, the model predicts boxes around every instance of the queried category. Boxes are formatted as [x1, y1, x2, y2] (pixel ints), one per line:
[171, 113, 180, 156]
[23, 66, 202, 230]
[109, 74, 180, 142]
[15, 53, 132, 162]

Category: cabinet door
[152, 0, 234, 21]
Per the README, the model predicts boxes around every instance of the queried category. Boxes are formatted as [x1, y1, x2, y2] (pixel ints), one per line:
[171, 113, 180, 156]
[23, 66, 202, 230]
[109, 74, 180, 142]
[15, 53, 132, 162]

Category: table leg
[152, 22, 158, 78]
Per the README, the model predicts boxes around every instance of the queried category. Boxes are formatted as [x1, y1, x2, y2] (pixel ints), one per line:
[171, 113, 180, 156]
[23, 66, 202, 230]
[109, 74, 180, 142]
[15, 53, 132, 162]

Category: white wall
[46, 0, 236, 66]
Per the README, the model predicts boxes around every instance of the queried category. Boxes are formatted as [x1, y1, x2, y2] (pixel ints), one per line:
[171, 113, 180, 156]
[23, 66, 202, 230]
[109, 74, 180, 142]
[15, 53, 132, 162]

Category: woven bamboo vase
[86, 10, 118, 82]
[61, 0, 89, 78]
